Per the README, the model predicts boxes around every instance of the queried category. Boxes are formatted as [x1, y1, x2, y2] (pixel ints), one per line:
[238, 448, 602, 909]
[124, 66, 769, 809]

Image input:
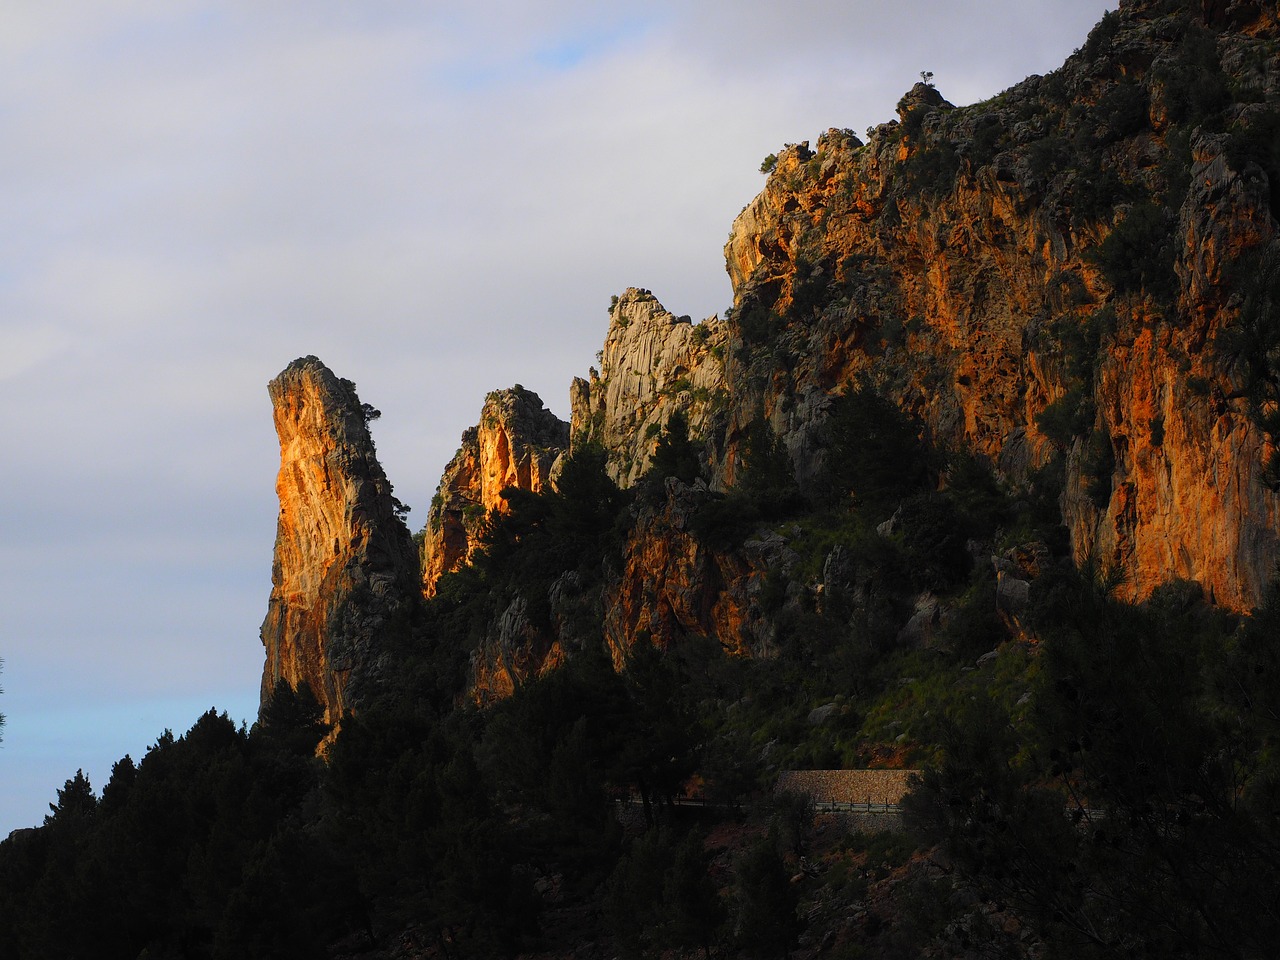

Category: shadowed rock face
[259, 356, 419, 723]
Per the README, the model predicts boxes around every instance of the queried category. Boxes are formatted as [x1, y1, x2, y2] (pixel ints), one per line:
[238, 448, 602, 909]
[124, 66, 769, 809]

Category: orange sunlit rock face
[715, 83, 1278, 610]
[260, 356, 418, 724]
[420, 386, 568, 597]
[603, 478, 760, 666]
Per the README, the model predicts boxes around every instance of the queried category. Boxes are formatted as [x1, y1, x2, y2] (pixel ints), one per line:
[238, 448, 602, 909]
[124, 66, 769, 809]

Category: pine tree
[663, 830, 726, 959]
[732, 828, 801, 957]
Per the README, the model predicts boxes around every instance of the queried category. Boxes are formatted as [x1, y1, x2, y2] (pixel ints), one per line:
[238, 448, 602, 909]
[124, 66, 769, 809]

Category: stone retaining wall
[775, 769, 919, 806]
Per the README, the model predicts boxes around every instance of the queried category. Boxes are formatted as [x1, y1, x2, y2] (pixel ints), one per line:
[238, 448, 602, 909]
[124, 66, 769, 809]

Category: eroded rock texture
[602, 478, 785, 665]
[420, 386, 568, 596]
[270, 0, 1280, 709]
[713, 0, 1280, 609]
[570, 288, 728, 487]
[260, 357, 419, 723]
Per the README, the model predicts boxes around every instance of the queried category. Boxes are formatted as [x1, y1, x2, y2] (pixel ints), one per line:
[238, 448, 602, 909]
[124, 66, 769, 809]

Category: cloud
[0, 325, 78, 382]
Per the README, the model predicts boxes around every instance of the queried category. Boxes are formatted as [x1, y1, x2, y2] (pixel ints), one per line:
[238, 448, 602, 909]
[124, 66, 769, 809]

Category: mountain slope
[265, 0, 1280, 708]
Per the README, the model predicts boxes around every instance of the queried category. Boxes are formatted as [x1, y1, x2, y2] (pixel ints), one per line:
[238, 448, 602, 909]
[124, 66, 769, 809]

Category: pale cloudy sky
[0, 0, 1112, 835]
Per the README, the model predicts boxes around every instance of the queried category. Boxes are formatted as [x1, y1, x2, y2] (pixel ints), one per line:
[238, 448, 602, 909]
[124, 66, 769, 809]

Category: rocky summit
[419, 386, 568, 597]
[259, 356, 418, 723]
[570, 288, 729, 488]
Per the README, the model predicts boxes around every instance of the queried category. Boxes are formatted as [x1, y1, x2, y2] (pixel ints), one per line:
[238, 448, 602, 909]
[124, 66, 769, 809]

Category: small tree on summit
[45, 769, 97, 828]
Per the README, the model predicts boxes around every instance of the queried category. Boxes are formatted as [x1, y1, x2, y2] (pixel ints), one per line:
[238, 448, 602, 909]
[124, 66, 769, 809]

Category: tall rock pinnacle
[259, 356, 419, 723]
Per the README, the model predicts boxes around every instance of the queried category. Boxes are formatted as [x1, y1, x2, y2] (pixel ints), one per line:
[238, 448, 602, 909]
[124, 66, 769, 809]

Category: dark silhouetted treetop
[646, 410, 704, 487]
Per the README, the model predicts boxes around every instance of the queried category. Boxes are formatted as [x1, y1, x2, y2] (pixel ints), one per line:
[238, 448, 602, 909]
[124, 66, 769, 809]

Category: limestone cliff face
[602, 479, 788, 665]
[265, 0, 1280, 712]
[715, 0, 1280, 609]
[469, 572, 588, 705]
[260, 357, 419, 723]
[1069, 132, 1279, 607]
[420, 386, 568, 596]
[413, 0, 1280, 707]
[570, 288, 728, 487]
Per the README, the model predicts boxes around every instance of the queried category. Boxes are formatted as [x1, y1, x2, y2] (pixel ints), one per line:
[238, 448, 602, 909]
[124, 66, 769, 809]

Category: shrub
[814, 387, 932, 516]
[645, 411, 704, 486]
[1079, 9, 1120, 63]
[905, 139, 959, 197]
[895, 493, 973, 591]
[1088, 201, 1179, 300]
[1036, 386, 1094, 448]
[968, 114, 1005, 167]
[735, 301, 776, 347]
[732, 830, 801, 957]
[1082, 427, 1115, 508]
[1155, 26, 1231, 131]
[1089, 79, 1149, 146]
[785, 257, 829, 320]
[1069, 154, 1135, 224]
[1026, 134, 1069, 183]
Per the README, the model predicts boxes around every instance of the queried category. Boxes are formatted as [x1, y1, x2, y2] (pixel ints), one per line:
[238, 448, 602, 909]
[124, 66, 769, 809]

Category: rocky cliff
[708, 0, 1280, 609]
[260, 357, 419, 723]
[265, 0, 1280, 709]
[420, 386, 568, 596]
[466, 0, 1278, 697]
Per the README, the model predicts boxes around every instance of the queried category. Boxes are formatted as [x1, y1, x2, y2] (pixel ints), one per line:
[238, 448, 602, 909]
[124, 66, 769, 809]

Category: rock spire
[259, 356, 419, 723]
[420, 386, 569, 596]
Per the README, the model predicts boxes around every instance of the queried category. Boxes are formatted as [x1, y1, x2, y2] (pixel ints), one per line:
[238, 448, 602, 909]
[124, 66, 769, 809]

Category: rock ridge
[264, 0, 1280, 713]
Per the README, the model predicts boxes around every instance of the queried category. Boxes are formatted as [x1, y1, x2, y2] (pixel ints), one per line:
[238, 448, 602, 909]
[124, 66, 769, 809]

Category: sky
[0, 0, 1114, 836]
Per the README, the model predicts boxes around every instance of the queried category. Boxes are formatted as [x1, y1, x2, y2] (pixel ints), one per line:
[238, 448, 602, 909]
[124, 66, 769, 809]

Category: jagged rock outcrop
[260, 357, 419, 723]
[420, 386, 568, 596]
[605, 489, 813, 665]
[404, 0, 1280, 711]
[714, 0, 1280, 609]
[570, 288, 728, 487]
[265, 0, 1280, 714]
